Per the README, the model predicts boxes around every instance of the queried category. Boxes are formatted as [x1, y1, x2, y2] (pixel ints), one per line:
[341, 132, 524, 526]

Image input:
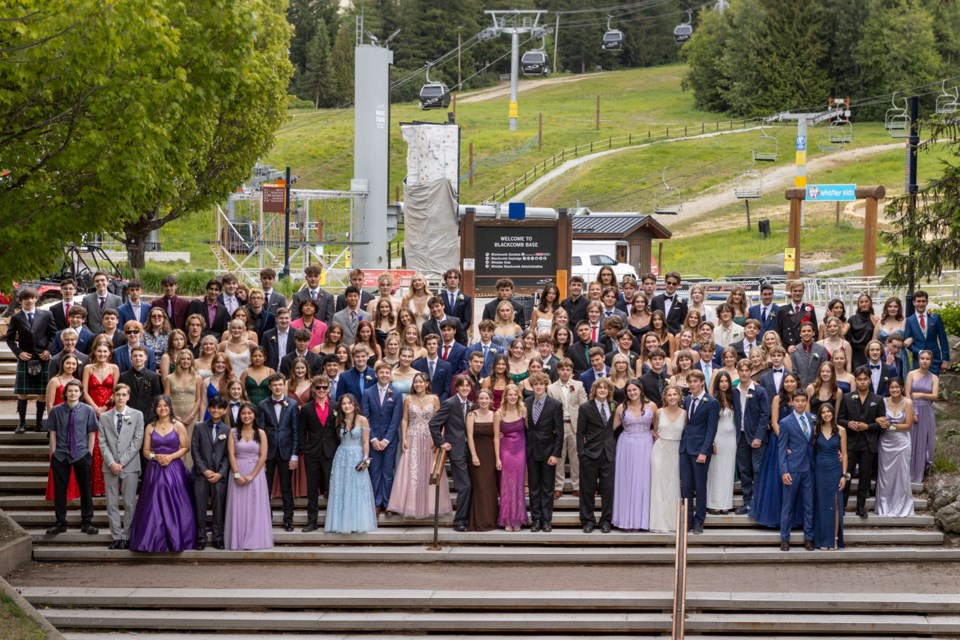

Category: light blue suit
[777, 411, 815, 542]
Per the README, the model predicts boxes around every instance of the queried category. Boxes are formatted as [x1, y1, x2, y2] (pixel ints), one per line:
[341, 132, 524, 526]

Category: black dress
[846, 311, 874, 370]
[468, 417, 500, 531]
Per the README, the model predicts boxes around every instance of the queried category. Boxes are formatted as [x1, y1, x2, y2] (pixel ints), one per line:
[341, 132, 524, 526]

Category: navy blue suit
[257, 397, 300, 524]
[412, 357, 453, 402]
[866, 361, 899, 397]
[361, 384, 404, 508]
[339, 367, 376, 404]
[464, 342, 503, 378]
[53, 326, 95, 355]
[113, 344, 157, 374]
[748, 303, 780, 339]
[441, 290, 473, 335]
[579, 367, 610, 395]
[777, 411, 815, 542]
[733, 384, 770, 510]
[904, 312, 950, 374]
[439, 341, 467, 377]
[117, 301, 151, 327]
[679, 393, 720, 529]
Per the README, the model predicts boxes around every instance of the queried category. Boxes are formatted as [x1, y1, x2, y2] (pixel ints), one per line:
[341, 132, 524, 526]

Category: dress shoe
[856, 509, 868, 520]
[46, 523, 67, 536]
[530, 521, 542, 532]
[734, 505, 750, 515]
[582, 522, 595, 533]
[34, 423, 45, 433]
[542, 523, 552, 533]
[553, 490, 562, 499]
[453, 524, 467, 532]
[601, 523, 612, 534]
[80, 523, 99, 535]
[118, 540, 129, 550]
[194, 538, 207, 551]
[283, 522, 294, 532]
[691, 524, 703, 535]
[108, 540, 123, 550]
[572, 490, 580, 497]
[780, 541, 790, 552]
[15, 423, 25, 435]
[302, 523, 319, 533]
[804, 540, 815, 551]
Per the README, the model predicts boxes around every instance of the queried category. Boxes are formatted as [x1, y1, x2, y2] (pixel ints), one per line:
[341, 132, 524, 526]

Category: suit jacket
[331, 307, 371, 346]
[577, 399, 617, 462]
[775, 302, 819, 348]
[421, 316, 468, 346]
[52, 325, 95, 355]
[439, 341, 467, 376]
[336, 290, 375, 313]
[81, 292, 122, 335]
[547, 378, 588, 428]
[539, 355, 560, 382]
[464, 342, 504, 378]
[6, 308, 57, 357]
[777, 411, 815, 474]
[98, 407, 145, 473]
[525, 394, 564, 462]
[733, 384, 770, 444]
[568, 339, 600, 377]
[361, 384, 404, 445]
[837, 390, 883, 454]
[412, 357, 453, 402]
[640, 369, 671, 407]
[758, 367, 788, 407]
[428, 394, 471, 458]
[904, 312, 950, 373]
[186, 298, 231, 336]
[339, 367, 376, 403]
[262, 328, 296, 371]
[600, 334, 641, 356]
[600, 308, 629, 325]
[748, 303, 780, 338]
[245, 307, 276, 341]
[789, 342, 830, 388]
[729, 338, 760, 362]
[190, 419, 231, 478]
[279, 350, 322, 377]
[650, 293, 688, 334]
[560, 296, 589, 327]
[680, 393, 720, 457]
[482, 298, 526, 328]
[257, 397, 299, 461]
[291, 288, 336, 324]
[113, 344, 157, 374]
[604, 349, 639, 371]
[865, 361, 899, 397]
[579, 367, 610, 395]
[50, 350, 89, 376]
[263, 290, 288, 316]
[50, 300, 75, 331]
[118, 368, 162, 424]
[151, 295, 191, 331]
[440, 290, 473, 333]
[297, 398, 339, 459]
[117, 300, 151, 326]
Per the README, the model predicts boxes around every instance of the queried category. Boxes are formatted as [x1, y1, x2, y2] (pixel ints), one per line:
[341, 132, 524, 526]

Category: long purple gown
[497, 417, 529, 529]
[613, 405, 654, 530]
[224, 433, 273, 550]
[128, 429, 196, 553]
[910, 373, 936, 484]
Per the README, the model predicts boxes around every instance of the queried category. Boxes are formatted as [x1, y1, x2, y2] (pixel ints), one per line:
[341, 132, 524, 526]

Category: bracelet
[148, 452, 156, 460]
[843, 473, 851, 480]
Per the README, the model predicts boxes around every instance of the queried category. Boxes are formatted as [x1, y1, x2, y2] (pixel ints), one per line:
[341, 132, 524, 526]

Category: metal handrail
[671, 498, 689, 640]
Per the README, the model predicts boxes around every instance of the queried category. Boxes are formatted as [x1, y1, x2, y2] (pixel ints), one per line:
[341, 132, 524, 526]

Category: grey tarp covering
[403, 178, 459, 279]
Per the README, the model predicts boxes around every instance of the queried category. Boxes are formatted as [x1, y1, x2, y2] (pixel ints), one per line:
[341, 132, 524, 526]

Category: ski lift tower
[484, 10, 549, 132]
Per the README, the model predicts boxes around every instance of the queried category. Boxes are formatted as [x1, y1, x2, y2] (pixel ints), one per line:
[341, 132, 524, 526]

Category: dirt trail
[457, 73, 610, 104]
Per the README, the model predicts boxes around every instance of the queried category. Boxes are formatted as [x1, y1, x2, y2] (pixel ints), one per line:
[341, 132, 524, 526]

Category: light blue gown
[325, 425, 378, 533]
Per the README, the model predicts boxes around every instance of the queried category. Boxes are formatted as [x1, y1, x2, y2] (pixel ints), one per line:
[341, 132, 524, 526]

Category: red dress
[45, 384, 81, 502]
[87, 372, 115, 497]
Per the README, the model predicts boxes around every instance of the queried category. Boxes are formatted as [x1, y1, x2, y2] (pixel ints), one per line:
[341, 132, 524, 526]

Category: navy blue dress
[750, 403, 804, 528]
[813, 430, 845, 549]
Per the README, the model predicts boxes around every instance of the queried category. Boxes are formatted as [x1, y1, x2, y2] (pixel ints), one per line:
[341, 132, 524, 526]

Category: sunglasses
[125, 330, 141, 334]
[313, 385, 330, 390]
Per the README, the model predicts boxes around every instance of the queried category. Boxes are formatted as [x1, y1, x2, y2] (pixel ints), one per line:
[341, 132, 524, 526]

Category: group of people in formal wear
[4, 261, 949, 551]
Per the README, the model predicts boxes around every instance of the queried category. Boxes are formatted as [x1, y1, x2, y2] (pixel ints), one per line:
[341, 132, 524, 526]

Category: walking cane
[427, 448, 448, 551]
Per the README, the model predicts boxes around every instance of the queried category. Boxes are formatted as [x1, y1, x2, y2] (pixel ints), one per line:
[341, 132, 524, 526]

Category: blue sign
[806, 184, 856, 202]
[796, 136, 806, 151]
[508, 202, 526, 220]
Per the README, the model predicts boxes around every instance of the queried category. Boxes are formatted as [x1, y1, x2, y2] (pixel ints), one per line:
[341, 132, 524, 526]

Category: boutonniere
[869, 401, 877, 407]
[813, 353, 820, 359]
[466, 401, 474, 411]
[283, 400, 290, 408]
[217, 433, 227, 441]
[271, 336, 277, 341]
[882, 376, 889, 382]
[746, 391, 754, 400]
[386, 389, 394, 397]
[364, 375, 373, 382]
[123, 415, 131, 423]
[457, 294, 464, 302]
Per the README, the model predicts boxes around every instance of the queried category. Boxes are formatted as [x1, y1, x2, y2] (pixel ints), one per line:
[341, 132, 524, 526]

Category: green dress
[245, 375, 272, 407]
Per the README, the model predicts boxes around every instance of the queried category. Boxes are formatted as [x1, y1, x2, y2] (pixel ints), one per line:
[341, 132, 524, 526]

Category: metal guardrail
[802, 272, 960, 308]
[671, 498, 689, 640]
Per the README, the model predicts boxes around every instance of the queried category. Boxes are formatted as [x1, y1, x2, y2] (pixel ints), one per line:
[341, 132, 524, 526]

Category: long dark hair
[153, 395, 176, 422]
[336, 393, 361, 433]
[813, 402, 836, 445]
[713, 371, 735, 409]
[778, 373, 802, 407]
[537, 284, 561, 313]
[234, 401, 261, 442]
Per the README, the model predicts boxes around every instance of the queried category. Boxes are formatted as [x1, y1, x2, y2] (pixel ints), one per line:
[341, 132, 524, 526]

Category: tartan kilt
[14, 359, 49, 396]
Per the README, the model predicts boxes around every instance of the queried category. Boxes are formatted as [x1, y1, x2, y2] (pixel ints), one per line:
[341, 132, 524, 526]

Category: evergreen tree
[330, 24, 355, 107]
[681, 5, 732, 112]
[287, 0, 339, 88]
[300, 18, 333, 107]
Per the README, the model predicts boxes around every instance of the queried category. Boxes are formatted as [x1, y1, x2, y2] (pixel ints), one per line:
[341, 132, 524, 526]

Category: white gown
[649, 410, 685, 533]
[707, 407, 736, 510]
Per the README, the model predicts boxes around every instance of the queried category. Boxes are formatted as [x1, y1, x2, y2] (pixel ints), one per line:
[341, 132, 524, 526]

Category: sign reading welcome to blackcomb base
[806, 184, 856, 202]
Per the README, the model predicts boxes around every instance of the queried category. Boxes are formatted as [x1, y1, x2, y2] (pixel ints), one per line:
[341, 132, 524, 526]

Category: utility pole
[484, 10, 549, 132]
[457, 27, 462, 89]
[553, 13, 560, 74]
[906, 95, 919, 316]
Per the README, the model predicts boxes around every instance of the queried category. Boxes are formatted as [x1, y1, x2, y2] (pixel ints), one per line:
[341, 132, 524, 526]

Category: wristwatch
[233, 472, 241, 480]
[843, 473, 851, 480]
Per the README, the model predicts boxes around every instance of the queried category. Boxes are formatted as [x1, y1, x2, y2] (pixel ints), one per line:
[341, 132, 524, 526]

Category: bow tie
[773, 368, 783, 374]
[870, 364, 881, 370]
[231, 402, 240, 407]
[273, 399, 286, 405]
[664, 296, 673, 301]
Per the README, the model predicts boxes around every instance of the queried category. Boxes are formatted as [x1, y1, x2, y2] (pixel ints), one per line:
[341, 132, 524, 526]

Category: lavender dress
[224, 433, 273, 550]
[128, 429, 196, 553]
[497, 417, 529, 529]
[875, 407, 915, 518]
[910, 373, 936, 484]
[612, 405, 654, 530]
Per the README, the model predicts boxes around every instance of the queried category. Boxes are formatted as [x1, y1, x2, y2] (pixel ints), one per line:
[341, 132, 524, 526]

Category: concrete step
[0, 476, 46, 491]
[21, 587, 960, 613]
[0, 431, 49, 442]
[0, 444, 49, 459]
[33, 608, 960, 634]
[31, 544, 960, 566]
[59, 636, 950, 640]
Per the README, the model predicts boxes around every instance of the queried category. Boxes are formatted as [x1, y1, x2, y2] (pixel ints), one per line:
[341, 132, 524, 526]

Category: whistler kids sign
[805, 184, 857, 202]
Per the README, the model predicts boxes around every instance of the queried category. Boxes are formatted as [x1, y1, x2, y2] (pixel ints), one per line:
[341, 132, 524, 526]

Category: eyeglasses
[313, 385, 330, 390]
[125, 330, 141, 334]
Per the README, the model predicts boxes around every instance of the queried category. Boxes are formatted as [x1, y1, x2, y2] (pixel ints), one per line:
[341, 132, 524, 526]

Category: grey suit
[191, 420, 231, 544]
[790, 343, 830, 388]
[81, 292, 122, 335]
[331, 307, 371, 346]
[98, 408, 144, 541]
[547, 379, 588, 492]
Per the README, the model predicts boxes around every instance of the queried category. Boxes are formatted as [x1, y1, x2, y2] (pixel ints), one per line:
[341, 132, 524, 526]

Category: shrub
[937, 301, 960, 338]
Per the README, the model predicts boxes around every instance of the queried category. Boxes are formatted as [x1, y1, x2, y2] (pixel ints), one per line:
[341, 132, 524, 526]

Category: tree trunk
[123, 208, 158, 276]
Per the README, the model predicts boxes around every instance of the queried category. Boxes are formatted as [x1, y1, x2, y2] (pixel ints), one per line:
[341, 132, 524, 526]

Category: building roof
[570, 211, 672, 240]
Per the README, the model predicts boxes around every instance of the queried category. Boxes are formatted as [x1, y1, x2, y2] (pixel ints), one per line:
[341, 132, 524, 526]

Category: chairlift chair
[820, 117, 852, 152]
[733, 164, 762, 199]
[752, 126, 779, 162]
[936, 81, 959, 115]
[602, 16, 624, 51]
[654, 167, 683, 215]
[418, 63, 451, 110]
[674, 9, 693, 44]
[885, 93, 910, 138]
[520, 49, 549, 76]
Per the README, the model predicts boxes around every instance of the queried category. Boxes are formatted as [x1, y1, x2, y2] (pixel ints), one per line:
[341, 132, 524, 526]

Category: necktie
[591, 326, 598, 342]
[428, 360, 435, 379]
[800, 414, 810, 440]
[761, 307, 767, 324]
[449, 292, 455, 308]
[919, 314, 926, 331]
[703, 364, 711, 386]
[310, 290, 318, 301]
[795, 304, 800, 314]
[350, 310, 358, 326]
[99, 297, 105, 311]
[462, 400, 468, 418]
[482, 345, 488, 359]
[534, 399, 543, 423]
[167, 299, 173, 318]
[116, 412, 123, 435]
[67, 408, 78, 460]
[689, 397, 699, 420]
[605, 310, 612, 318]
[65, 302, 71, 316]
[330, 379, 337, 398]
[379, 386, 386, 405]
[211, 423, 219, 443]
[600, 403, 608, 421]
[27, 312, 34, 325]
[443, 345, 450, 360]
[359, 373, 366, 395]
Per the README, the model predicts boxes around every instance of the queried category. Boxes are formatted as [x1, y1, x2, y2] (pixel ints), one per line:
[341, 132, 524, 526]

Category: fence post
[684, 125, 688, 137]
[666, 127, 669, 138]
[629, 133, 632, 144]
[648, 130, 651, 140]
[469, 142, 474, 187]
[538, 112, 543, 152]
[608, 136, 612, 148]
[701, 123, 704, 134]
[590, 142, 593, 152]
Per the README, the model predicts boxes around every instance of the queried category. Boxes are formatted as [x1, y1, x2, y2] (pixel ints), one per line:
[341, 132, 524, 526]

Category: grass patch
[0, 593, 46, 640]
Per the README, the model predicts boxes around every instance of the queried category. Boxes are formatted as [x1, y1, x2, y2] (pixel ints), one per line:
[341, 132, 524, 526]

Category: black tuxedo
[50, 301, 73, 331]
[298, 398, 339, 524]
[650, 293, 688, 334]
[421, 315, 468, 346]
[560, 296, 589, 327]
[526, 395, 564, 525]
[837, 390, 883, 512]
[568, 339, 600, 377]
[186, 298, 231, 336]
[6, 308, 57, 357]
[775, 302, 819, 348]
[481, 298, 526, 328]
[257, 397, 300, 524]
[262, 328, 296, 371]
[640, 368, 670, 407]
[280, 350, 322, 377]
[577, 399, 617, 527]
[118, 368, 162, 424]
[190, 420, 230, 544]
[428, 394, 473, 527]
[336, 290, 374, 313]
[440, 289, 473, 333]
